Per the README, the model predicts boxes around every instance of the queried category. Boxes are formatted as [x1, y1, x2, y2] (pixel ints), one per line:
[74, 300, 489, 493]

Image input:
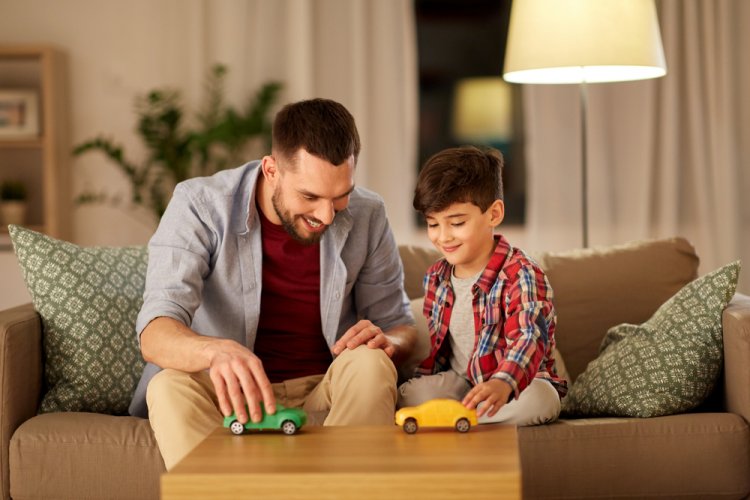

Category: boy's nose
[438, 227, 453, 242]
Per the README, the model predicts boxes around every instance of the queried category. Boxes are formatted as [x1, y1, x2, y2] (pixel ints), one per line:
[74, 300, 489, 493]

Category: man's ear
[261, 155, 279, 182]
[488, 199, 505, 227]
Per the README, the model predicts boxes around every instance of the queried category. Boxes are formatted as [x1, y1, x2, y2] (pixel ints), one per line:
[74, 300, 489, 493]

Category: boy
[398, 146, 567, 425]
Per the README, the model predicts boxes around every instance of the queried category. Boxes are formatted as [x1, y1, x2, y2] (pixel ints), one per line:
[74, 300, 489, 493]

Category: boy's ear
[488, 199, 505, 227]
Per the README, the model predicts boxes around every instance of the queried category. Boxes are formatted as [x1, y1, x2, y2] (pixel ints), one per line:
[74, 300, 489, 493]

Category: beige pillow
[534, 237, 699, 382]
[562, 261, 739, 417]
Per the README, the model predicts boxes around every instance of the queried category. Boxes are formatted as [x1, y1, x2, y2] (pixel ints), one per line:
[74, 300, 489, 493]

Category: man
[129, 98, 417, 469]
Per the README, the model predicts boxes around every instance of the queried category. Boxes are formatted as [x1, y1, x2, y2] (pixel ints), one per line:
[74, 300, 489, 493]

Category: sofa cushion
[9, 412, 163, 499]
[561, 261, 740, 418]
[9, 225, 147, 414]
[534, 237, 699, 382]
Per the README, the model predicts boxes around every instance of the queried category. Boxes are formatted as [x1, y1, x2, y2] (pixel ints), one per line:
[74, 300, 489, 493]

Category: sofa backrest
[398, 237, 700, 383]
[398, 245, 441, 300]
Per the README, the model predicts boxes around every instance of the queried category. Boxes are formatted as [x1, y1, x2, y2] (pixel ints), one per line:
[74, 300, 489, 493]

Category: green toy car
[223, 403, 307, 436]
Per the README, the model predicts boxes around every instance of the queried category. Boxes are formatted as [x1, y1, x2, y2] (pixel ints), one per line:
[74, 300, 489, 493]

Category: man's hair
[272, 98, 361, 166]
[413, 146, 504, 215]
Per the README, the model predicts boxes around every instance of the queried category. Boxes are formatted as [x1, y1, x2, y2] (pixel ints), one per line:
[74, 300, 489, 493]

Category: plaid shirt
[416, 235, 567, 400]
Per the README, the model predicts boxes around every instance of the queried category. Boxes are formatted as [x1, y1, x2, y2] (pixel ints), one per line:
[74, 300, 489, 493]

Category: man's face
[270, 149, 355, 244]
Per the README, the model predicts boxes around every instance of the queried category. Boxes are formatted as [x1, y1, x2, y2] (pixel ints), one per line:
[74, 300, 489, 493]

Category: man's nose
[313, 201, 335, 225]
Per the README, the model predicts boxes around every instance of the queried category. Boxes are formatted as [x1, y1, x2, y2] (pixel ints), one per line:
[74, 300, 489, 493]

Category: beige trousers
[147, 345, 397, 470]
[398, 371, 561, 427]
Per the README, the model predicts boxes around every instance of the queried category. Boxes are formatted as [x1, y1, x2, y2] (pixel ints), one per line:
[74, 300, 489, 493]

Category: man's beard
[271, 187, 325, 245]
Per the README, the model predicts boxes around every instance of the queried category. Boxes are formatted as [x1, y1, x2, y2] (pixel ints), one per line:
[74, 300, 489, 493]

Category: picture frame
[0, 90, 39, 139]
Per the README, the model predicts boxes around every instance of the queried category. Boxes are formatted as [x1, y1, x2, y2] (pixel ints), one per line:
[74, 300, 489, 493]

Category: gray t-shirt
[448, 269, 483, 380]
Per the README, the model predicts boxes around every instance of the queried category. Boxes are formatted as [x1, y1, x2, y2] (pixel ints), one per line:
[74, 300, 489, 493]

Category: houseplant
[0, 179, 28, 225]
[73, 64, 282, 221]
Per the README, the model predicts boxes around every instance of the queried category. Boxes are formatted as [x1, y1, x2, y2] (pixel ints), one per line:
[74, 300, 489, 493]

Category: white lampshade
[452, 77, 513, 143]
[503, 0, 667, 84]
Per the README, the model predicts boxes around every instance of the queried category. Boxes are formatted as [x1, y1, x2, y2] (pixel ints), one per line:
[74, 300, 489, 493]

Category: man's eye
[303, 195, 316, 201]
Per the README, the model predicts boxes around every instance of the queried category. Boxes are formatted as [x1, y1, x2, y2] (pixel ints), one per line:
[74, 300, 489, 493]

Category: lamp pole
[580, 81, 589, 248]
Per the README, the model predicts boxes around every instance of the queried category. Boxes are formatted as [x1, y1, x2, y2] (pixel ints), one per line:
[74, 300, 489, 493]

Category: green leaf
[72, 66, 281, 222]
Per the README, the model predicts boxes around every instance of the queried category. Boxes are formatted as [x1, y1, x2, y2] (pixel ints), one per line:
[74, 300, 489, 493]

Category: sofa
[1, 236, 749, 499]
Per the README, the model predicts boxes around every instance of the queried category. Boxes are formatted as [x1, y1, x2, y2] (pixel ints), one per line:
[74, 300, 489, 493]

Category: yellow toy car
[395, 398, 478, 434]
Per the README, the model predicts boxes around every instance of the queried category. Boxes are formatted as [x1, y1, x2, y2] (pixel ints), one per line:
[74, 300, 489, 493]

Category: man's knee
[335, 345, 397, 381]
[148, 369, 186, 402]
[146, 369, 213, 408]
[323, 346, 398, 425]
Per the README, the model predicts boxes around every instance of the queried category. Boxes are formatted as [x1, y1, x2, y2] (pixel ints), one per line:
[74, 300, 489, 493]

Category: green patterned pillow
[9, 225, 147, 415]
[561, 260, 740, 418]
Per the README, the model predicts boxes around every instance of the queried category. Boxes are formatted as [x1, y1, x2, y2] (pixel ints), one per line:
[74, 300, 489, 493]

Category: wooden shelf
[0, 138, 44, 149]
[0, 45, 70, 240]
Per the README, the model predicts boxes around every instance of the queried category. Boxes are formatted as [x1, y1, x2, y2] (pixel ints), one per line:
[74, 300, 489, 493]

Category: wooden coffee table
[162, 424, 520, 499]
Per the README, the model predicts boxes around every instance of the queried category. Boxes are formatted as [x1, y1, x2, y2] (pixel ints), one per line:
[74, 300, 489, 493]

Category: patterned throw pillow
[9, 225, 147, 415]
[561, 260, 740, 418]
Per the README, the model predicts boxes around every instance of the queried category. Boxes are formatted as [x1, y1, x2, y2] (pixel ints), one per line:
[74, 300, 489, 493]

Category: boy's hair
[272, 98, 361, 166]
[413, 146, 504, 214]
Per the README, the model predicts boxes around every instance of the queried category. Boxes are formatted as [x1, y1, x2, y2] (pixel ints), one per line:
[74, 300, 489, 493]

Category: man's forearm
[140, 317, 221, 372]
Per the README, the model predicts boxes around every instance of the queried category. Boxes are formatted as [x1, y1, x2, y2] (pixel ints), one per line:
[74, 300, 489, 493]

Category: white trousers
[398, 371, 561, 426]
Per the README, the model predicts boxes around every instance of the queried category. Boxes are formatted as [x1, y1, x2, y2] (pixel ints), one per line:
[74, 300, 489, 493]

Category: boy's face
[425, 200, 504, 278]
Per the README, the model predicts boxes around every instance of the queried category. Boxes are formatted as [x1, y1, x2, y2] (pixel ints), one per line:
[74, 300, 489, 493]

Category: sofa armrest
[723, 293, 750, 422]
[0, 303, 42, 500]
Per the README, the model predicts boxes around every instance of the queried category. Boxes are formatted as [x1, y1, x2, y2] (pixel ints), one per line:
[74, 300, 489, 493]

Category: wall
[0, 0, 430, 308]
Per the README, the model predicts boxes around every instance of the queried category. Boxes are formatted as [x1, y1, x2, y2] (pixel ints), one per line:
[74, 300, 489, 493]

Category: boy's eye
[451, 222, 465, 227]
[426, 223, 438, 229]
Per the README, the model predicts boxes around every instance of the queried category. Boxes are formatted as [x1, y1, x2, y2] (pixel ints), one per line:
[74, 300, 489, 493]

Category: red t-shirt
[253, 207, 333, 383]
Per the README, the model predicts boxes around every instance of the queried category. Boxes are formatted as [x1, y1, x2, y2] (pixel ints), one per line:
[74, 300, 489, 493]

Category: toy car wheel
[281, 420, 298, 435]
[455, 417, 471, 433]
[403, 418, 418, 434]
[229, 420, 245, 435]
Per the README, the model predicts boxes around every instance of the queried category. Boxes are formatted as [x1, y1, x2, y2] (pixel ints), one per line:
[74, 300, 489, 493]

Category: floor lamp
[502, 0, 667, 248]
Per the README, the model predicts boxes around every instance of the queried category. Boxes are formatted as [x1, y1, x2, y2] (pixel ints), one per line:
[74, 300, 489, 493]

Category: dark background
[414, 0, 525, 224]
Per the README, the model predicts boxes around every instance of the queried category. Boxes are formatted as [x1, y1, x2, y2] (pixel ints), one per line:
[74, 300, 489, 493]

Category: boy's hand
[332, 319, 395, 357]
[462, 379, 513, 418]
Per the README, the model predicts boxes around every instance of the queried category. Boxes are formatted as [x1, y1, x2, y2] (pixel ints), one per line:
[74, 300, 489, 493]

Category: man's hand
[332, 319, 395, 357]
[462, 379, 513, 418]
[206, 339, 276, 425]
[141, 317, 276, 425]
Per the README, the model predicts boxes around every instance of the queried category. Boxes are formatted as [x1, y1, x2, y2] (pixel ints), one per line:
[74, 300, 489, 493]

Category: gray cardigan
[129, 161, 413, 417]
